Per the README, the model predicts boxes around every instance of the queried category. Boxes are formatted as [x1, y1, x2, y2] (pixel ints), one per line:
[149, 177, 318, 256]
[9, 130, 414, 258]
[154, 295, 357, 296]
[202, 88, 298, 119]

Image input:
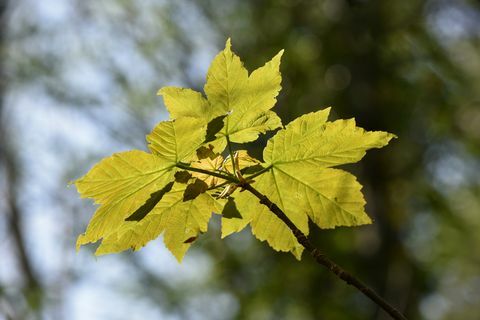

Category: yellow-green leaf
[223, 110, 395, 257]
[264, 109, 396, 167]
[226, 110, 282, 143]
[190, 154, 225, 187]
[205, 39, 283, 144]
[222, 163, 371, 258]
[221, 170, 306, 259]
[264, 164, 370, 228]
[156, 39, 283, 152]
[96, 183, 222, 262]
[147, 117, 207, 163]
[222, 180, 308, 259]
[222, 150, 260, 174]
[204, 38, 248, 115]
[77, 117, 209, 250]
[158, 87, 225, 124]
[75, 151, 175, 248]
[223, 49, 284, 143]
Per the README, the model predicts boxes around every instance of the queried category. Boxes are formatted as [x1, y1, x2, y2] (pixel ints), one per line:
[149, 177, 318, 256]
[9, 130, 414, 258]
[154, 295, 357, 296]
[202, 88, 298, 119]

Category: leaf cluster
[75, 39, 395, 261]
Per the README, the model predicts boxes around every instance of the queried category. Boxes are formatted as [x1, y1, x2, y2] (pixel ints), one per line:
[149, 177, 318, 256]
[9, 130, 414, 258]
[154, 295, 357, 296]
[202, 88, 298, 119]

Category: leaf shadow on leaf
[174, 170, 192, 183]
[222, 197, 242, 219]
[183, 179, 209, 201]
[125, 181, 175, 222]
[196, 146, 217, 160]
[205, 115, 227, 143]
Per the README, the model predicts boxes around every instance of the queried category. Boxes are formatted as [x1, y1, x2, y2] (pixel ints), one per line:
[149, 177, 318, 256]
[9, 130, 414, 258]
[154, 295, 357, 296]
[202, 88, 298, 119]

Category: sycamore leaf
[222, 109, 395, 257]
[147, 117, 207, 163]
[96, 183, 222, 262]
[190, 154, 225, 187]
[226, 110, 282, 144]
[76, 117, 208, 249]
[204, 38, 248, 116]
[221, 173, 305, 259]
[256, 165, 370, 229]
[75, 151, 176, 248]
[158, 87, 226, 124]
[263, 108, 395, 167]
[157, 39, 283, 152]
[206, 39, 284, 144]
[257, 108, 395, 235]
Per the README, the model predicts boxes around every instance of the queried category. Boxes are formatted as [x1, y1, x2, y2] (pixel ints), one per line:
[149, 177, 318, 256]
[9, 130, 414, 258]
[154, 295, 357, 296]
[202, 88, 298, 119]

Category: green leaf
[75, 151, 176, 248]
[147, 117, 207, 163]
[204, 38, 248, 115]
[221, 173, 305, 259]
[96, 183, 222, 262]
[223, 109, 395, 258]
[156, 39, 283, 153]
[258, 165, 370, 229]
[206, 39, 284, 144]
[76, 117, 209, 250]
[190, 154, 226, 187]
[225, 110, 282, 143]
[263, 108, 396, 167]
[158, 87, 225, 124]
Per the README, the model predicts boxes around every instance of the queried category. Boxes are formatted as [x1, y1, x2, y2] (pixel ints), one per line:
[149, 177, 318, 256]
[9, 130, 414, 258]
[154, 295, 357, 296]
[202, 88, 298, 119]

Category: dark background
[1, 0, 480, 319]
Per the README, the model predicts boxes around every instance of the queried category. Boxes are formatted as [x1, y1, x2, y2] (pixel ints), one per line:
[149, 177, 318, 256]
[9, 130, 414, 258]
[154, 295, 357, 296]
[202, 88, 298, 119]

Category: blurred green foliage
[1, 0, 480, 319]
[194, 1, 480, 319]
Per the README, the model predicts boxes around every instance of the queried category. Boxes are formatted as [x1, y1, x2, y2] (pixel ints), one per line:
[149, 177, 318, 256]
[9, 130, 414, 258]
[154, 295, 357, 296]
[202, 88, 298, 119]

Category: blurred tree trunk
[0, 0, 43, 317]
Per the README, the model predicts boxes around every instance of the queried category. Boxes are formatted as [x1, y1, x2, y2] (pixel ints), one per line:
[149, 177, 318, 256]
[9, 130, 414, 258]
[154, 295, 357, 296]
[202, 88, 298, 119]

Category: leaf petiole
[207, 180, 230, 191]
[226, 135, 237, 177]
[244, 164, 272, 180]
[176, 162, 238, 183]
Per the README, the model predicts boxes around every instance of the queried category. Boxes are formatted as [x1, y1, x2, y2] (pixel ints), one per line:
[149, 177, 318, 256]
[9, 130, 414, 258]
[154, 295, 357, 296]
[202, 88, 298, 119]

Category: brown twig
[178, 161, 407, 319]
[241, 183, 408, 320]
